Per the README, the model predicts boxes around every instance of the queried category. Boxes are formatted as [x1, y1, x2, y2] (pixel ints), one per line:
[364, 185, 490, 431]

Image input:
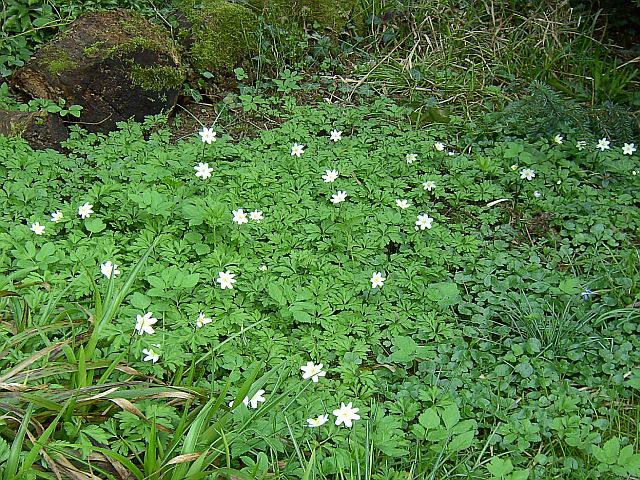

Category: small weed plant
[1, 96, 640, 478]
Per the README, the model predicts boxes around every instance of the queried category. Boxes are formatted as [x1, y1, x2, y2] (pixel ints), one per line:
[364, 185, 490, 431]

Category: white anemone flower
[217, 271, 236, 289]
[135, 312, 158, 335]
[300, 361, 326, 382]
[199, 127, 217, 144]
[30, 222, 45, 235]
[333, 402, 360, 428]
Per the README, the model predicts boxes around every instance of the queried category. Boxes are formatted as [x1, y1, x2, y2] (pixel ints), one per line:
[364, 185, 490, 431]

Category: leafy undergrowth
[1, 98, 640, 479]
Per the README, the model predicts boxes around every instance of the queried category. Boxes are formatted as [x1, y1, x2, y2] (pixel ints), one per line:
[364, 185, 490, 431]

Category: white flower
[510, 164, 518, 171]
[217, 271, 236, 289]
[622, 143, 637, 155]
[553, 134, 564, 144]
[434, 142, 445, 151]
[249, 210, 264, 222]
[395, 199, 410, 209]
[333, 402, 360, 428]
[405, 153, 417, 164]
[291, 143, 305, 157]
[259, 264, 268, 271]
[520, 168, 535, 180]
[448, 151, 455, 156]
[100, 260, 120, 279]
[196, 312, 212, 328]
[78, 202, 93, 219]
[422, 180, 436, 192]
[50, 210, 63, 223]
[30, 222, 45, 235]
[135, 312, 158, 335]
[194, 162, 213, 179]
[633, 170, 637, 176]
[533, 191, 542, 198]
[307, 414, 329, 427]
[232, 209, 248, 225]
[322, 169, 339, 183]
[576, 140, 587, 150]
[416, 214, 433, 230]
[596, 138, 610, 151]
[330, 191, 347, 204]
[557, 179, 562, 185]
[330, 129, 342, 142]
[370, 272, 385, 288]
[243, 389, 266, 409]
[301, 361, 326, 382]
[142, 348, 160, 363]
[199, 127, 217, 144]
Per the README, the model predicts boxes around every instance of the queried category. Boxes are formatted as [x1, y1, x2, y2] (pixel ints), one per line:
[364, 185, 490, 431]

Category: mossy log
[11, 10, 185, 134]
[0, 110, 69, 151]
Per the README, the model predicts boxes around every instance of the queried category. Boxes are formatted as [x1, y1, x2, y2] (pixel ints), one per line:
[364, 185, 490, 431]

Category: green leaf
[130, 292, 151, 310]
[441, 404, 460, 430]
[622, 453, 640, 475]
[418, 408, 440, 430]
[426, 282, 461, 308]
[558, 278, 581, 294]
[593, 437, 620, 465]
[268, 283, 287, 306]
[85, 217, 106, 233]
[81, 425, 112, 444]
[289, 302, 314, 323]
[515, 362, 534, 377]
[487, 457, 513, 477]
[511, 470, 530, 480]
[448, 430, 475, 452]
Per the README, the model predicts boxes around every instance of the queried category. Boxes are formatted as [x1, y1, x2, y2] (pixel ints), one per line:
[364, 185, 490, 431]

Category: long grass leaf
[4, 403, 33, 480]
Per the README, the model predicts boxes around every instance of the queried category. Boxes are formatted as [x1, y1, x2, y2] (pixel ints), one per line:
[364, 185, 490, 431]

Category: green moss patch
[42, 48, 78, 76]
[129, 65, 186, 91]
[179, 0, 259, 72]
[248, 0, 356, 31]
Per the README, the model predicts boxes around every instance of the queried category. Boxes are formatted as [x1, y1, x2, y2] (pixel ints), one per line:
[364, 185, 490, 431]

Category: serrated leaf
[268, 283, 287, 306]
[81, 424, 112, 444]
[418, 408, 440, 430]
[448, 430, 475, 452]
[441, 404, 460, 430]
[601, 437, 621, 464]
[624, 453, 640, 475]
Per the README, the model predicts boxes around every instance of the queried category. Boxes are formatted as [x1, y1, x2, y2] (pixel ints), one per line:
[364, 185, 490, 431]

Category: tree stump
[11, 10, 185, 134]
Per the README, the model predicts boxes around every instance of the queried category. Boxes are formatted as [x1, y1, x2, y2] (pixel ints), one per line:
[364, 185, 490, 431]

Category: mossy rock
[0, 110, 68, 150]
[178, 0, 259, 73]
[248, 0, 357, 31]
[11, 10, 185, 133]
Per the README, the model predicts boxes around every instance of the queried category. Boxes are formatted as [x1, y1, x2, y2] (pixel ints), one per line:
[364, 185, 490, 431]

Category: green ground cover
[1, 94, 640, 478]
[2, 0, 640, 478]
